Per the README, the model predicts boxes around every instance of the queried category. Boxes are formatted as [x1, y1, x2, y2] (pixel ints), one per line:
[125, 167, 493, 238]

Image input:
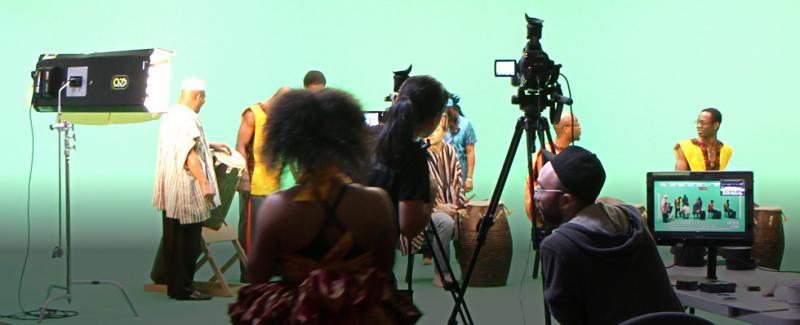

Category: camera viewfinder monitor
[646, 171, 753, 247]
[494, 60, 517, 77]
[364, 111, 385, 127]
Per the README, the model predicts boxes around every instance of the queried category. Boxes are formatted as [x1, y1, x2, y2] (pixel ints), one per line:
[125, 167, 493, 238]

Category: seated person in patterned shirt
[424, 114, 469, 288]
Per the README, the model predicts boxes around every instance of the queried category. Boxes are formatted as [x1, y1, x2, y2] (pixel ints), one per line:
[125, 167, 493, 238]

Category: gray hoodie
[541, 203, 682, 325]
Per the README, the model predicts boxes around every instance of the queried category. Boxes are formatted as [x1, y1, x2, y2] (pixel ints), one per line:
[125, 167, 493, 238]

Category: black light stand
[36, 80, 138, 323]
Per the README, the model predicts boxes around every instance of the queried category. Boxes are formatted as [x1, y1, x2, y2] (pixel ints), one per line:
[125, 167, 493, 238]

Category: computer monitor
[646, 171, 754, 247]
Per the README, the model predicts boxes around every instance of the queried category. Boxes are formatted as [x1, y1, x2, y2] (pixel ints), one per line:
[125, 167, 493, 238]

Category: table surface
[668, 265, 800, 324]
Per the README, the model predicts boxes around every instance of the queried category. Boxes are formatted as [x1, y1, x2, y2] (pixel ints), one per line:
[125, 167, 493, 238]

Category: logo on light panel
[111, 75, 129, 90]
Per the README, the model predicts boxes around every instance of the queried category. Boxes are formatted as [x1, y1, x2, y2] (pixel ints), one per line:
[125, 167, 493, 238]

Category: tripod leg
[525, 118, 542, 280]
[73, 280, 139, 317]
[426, 215, 473, 325]
[448, 117, 528, 323]
[405, 252, 414, 293]
[539, 251, 552, 325]
[38, 294, 70, 323]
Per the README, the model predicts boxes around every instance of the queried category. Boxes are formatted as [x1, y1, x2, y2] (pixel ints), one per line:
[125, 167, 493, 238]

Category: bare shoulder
[257, 190, 296, 226]
[347, 183, 392, 207]
[342, 184, 393, 222]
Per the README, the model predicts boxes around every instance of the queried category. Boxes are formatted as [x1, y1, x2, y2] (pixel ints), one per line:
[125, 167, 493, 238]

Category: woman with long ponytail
[370, 75, 448, 242]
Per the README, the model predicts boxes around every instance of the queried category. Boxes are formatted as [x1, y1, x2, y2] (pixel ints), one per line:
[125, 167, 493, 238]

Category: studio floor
[0, 245, 743, 325]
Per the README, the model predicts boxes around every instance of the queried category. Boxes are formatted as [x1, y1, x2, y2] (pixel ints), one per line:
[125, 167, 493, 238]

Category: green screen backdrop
[2, 0, 799, 285]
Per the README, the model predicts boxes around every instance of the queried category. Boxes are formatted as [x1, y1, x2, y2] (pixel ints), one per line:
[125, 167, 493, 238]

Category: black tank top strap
[319, 184, 349, 231]
[295, 183, 353, 260]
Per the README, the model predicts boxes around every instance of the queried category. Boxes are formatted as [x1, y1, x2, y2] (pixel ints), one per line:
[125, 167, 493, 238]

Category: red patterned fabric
[229, 232, 399, 324]
[230, 269, 389, 325]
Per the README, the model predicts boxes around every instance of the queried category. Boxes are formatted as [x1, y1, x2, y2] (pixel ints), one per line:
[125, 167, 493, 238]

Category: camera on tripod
[495, 15, 572, 125]
[384, 65, 412, 102]
[494, 14, 575, 281]
[365, 65, 413, 127]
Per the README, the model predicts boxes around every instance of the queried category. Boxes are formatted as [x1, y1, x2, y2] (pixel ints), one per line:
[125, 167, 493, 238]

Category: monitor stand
[705, 246, 718, 280]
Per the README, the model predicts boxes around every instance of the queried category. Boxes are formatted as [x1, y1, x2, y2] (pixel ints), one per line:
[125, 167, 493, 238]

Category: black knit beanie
[550, 146, 606, 203]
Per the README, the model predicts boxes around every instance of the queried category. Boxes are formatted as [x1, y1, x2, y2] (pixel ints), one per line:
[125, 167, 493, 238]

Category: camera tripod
[447, 109, 558, 325]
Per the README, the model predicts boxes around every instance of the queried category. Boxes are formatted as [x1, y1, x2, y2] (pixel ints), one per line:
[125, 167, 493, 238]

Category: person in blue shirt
[443, 94, 477, 192]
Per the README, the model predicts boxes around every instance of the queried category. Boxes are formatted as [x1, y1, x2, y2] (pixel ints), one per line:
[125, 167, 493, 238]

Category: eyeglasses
[696, 120, 714, 127]
[533, 186, 563, 194]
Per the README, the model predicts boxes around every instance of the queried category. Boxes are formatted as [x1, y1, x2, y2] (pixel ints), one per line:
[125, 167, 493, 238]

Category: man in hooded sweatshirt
[535, 146, 682, 324]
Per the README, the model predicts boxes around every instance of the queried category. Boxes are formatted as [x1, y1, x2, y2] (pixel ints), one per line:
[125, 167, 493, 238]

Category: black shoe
[173, 290, 212, 301]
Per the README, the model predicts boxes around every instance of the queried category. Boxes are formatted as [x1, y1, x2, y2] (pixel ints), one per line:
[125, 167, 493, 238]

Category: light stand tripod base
[38, 292, 70, 323]
[38, 281, 139, 323]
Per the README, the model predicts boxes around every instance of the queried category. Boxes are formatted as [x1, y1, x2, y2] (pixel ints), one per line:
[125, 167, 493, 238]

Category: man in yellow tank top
[674, 108, 733, 171]
[672, 108, 733, 266]
[235, 87, 289, 282]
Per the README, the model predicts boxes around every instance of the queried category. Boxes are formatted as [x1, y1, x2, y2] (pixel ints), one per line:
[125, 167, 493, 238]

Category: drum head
[466, 200, 506, 207]
[213, 150, 245, 168]
[466, 200, 490, 208]
[755, 206, 781, 212]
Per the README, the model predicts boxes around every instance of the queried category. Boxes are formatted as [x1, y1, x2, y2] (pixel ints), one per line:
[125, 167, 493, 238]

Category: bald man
[235, 86, 290, 282]
[524, 111, 582, 223]
[674, 108, 733, 171]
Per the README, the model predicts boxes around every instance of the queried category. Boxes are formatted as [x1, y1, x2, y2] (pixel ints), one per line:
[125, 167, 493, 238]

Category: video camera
[496, 15, 571, 124]
[384, 65, 412, 102]
[366, 65, 413, 127]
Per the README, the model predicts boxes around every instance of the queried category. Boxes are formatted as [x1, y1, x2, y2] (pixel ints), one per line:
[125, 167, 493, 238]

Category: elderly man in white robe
[152, 78, 230, 300]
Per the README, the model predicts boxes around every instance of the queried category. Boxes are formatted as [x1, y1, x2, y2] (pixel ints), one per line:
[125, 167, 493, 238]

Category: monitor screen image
[646, 171, 753, 246]
[653, 179, 745, 233]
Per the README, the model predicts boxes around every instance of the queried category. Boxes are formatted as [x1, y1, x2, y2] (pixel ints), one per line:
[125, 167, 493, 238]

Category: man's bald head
[553, 111, 581, 141]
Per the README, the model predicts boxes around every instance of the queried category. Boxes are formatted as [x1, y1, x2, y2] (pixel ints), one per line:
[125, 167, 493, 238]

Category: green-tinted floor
[0, 247, 741, 325]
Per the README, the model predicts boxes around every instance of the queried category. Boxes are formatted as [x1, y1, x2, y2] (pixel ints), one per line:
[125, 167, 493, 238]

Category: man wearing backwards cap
[151, 77, 230, 300]
[535, 146, 681, 324]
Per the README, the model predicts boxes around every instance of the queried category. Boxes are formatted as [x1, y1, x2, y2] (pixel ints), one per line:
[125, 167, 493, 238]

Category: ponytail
[376, 95, 416, 162]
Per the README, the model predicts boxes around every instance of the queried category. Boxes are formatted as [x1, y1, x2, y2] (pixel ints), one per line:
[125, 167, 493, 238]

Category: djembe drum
[457, 200, 512, 287]
[203, 150, 245, 230]
[752, 206, 787, 270]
